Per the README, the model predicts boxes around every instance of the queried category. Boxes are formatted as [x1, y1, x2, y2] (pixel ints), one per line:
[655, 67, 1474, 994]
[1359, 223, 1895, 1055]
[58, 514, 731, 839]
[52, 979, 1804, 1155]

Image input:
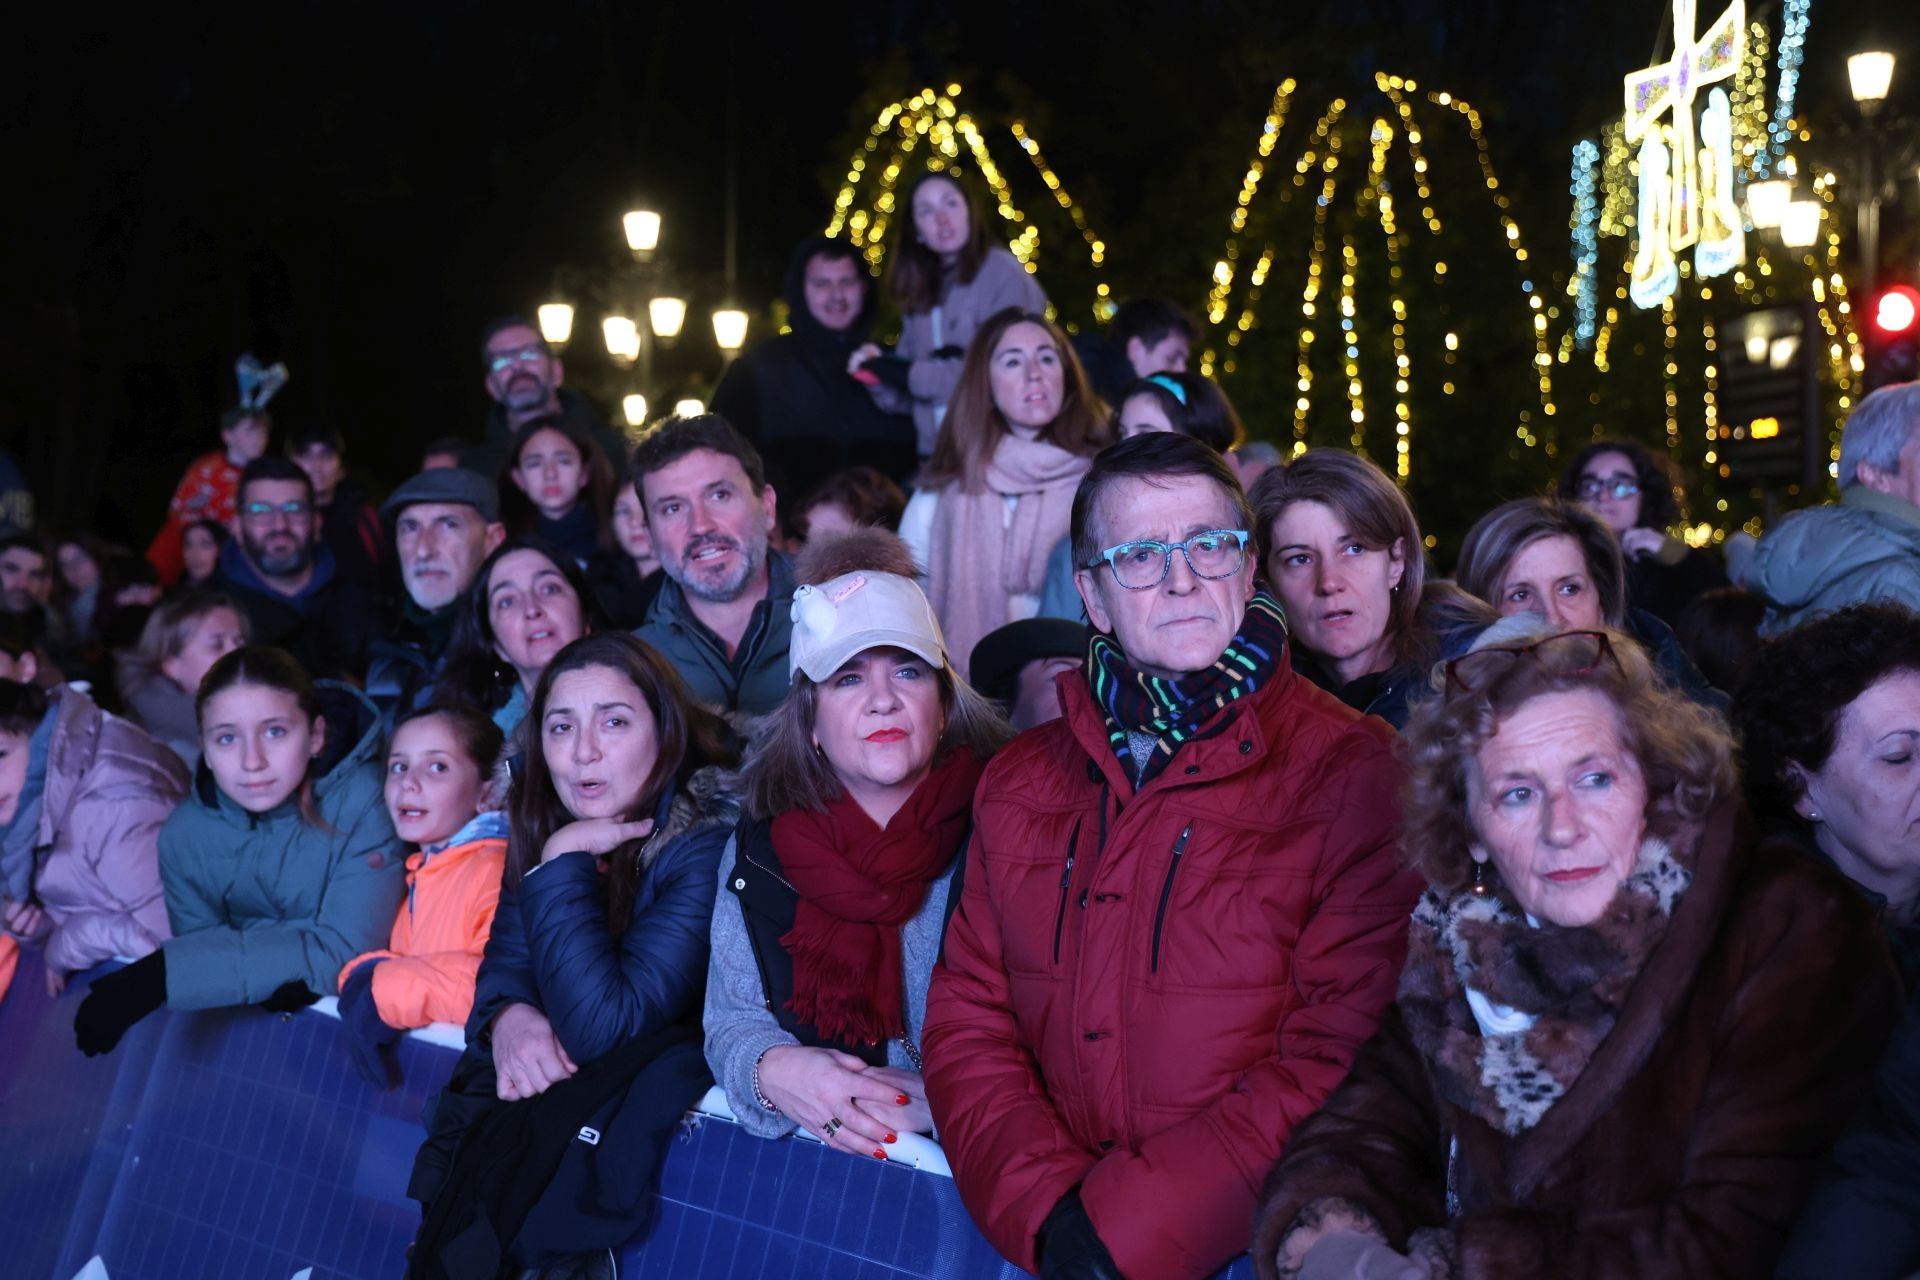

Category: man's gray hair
[1837, 381, 1920, 490]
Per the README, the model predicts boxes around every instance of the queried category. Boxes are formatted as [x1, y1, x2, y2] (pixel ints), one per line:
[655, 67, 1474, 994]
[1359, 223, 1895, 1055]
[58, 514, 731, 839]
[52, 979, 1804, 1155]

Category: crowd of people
[1, 163, 1917, 1280]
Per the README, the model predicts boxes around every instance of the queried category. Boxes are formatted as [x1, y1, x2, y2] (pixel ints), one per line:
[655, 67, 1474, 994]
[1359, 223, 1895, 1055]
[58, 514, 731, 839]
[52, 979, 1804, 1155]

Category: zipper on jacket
[1149, 824, 1194, 973]
[1053, 819, 1081, 966]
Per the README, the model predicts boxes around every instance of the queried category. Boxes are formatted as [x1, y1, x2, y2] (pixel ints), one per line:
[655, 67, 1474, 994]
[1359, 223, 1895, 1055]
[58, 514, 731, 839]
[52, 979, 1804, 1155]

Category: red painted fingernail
[895, 1093, 910, 1105]
[884, 1132, 897, 1144]
[873, 1148, 887, 1160]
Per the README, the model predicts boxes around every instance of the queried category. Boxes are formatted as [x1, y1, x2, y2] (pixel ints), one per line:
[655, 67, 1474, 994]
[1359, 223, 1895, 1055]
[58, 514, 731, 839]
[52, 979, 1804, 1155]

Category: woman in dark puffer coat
[408, 631, 740, 1278]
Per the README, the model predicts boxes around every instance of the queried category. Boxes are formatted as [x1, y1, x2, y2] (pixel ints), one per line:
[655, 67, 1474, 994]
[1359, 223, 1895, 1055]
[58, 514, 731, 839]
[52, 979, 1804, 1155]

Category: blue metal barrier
[0, 951, 1256, 1279]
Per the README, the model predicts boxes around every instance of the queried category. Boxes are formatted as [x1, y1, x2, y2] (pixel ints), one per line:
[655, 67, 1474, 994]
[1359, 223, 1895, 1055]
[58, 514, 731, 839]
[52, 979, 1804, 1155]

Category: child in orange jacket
[337, 705, 506, 1086]
[0, 934, 17, 1007]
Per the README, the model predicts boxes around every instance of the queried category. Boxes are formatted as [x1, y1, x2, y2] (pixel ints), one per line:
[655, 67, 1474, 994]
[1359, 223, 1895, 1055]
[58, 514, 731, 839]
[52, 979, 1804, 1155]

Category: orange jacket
[0, 934, 16, 1006]
[339, 818, 506, 1029]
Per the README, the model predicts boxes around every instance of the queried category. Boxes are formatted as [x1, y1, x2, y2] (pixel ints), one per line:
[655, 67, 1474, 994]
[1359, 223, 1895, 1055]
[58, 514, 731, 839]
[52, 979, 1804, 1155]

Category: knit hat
[789, 570, 947, 684]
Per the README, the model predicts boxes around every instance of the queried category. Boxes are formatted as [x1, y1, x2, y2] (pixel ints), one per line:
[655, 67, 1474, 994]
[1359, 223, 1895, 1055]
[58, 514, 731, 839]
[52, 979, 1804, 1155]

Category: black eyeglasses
[1576, 475, 1640, 501]
[1443, 630, 1620, 696]
[1083, 529, 1250, 590]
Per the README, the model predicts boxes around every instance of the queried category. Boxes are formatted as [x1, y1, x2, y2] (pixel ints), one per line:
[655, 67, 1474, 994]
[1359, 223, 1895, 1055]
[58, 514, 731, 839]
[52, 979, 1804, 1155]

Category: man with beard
[467, 316, 627, 480]
[709, 237, 916, 509]
[0, 534, 59, 684]
[631, 414, 793, 718]
[0, 534, 52, 624]
[208, 457, 375, 680]
[364, 468, 506, 718]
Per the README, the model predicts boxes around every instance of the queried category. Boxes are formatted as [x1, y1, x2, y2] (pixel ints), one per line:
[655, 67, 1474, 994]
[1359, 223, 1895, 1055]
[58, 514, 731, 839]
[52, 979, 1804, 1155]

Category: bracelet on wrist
[750, 1046, 782, 1114]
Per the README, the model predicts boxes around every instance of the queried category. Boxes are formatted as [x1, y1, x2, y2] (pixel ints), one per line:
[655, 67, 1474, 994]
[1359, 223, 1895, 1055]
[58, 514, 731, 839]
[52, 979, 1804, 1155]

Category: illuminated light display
[1622, 0, 1746, 307]
[1205, 72, 1560, 479]
[824, 85, 1111, 321]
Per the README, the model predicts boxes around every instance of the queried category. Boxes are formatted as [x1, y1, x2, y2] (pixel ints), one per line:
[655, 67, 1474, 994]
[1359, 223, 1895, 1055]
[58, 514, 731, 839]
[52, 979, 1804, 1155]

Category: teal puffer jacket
[157, 681, 405, 1010]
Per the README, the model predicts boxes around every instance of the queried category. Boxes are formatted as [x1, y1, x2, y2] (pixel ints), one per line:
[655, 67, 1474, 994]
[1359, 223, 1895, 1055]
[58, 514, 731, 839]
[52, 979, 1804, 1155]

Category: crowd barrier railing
[0, 950, 1256, 1279]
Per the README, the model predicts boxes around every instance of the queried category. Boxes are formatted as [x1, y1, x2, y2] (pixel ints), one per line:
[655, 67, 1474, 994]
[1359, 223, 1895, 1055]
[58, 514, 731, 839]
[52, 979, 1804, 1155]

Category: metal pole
[1862, 127, 1883, 295]
[724, 33, 739, 291]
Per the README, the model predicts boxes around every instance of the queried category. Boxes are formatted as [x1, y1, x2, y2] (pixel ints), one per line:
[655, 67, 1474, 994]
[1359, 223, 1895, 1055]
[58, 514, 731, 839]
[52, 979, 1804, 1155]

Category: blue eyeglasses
[1083, 529, 1250, 590]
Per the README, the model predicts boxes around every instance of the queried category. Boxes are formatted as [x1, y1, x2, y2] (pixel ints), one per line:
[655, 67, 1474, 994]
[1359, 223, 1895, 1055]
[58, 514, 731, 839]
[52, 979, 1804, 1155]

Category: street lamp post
[1849, 50, 1897, 294]
[1779, 199, 1823, 249]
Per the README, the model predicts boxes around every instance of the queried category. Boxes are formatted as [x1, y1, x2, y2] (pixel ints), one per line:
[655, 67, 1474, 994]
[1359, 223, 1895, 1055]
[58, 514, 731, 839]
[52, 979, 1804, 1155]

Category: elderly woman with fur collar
[1253, 617, 1902, 1280]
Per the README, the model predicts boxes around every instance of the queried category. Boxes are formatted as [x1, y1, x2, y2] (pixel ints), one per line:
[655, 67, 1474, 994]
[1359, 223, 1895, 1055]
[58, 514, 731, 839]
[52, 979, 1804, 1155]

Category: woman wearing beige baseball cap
[702, 529, 1013, 1161]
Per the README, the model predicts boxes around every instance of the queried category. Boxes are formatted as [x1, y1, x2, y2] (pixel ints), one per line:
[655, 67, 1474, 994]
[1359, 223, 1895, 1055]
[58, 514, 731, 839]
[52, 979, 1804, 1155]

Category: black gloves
[259, 980, 322, 1013]
[861, 353, 912, 393]
[1037, 1186, 1124, 1279]
[337, 960, 402, 1088]
[74, 950, 168, 1057]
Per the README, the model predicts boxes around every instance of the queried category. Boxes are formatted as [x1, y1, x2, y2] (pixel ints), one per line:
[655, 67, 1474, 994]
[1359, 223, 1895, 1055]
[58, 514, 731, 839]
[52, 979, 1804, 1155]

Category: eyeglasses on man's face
[1083, 529, 1250, 590]
[241, 501, 312, 524]
[1576, 475, 1639, 502]
[486, 346, 549, 376]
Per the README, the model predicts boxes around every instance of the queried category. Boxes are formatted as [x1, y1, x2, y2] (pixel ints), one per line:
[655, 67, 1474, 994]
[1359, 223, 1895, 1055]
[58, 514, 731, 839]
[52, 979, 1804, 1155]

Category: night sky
[6, 0, 1915, 545]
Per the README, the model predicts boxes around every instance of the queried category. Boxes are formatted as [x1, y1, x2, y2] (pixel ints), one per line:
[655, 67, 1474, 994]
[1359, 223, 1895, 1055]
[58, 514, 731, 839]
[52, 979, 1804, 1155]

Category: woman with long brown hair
[897, 306, 1113, 672]
[408, 630, 742, 1274]
[848, 169, 1050, 459]
[496, 413, 618, 568]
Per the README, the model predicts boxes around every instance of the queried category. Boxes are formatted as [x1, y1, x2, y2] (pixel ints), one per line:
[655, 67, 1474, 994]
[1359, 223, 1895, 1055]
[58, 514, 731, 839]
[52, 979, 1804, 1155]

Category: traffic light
[1864, 284, 1920, 392]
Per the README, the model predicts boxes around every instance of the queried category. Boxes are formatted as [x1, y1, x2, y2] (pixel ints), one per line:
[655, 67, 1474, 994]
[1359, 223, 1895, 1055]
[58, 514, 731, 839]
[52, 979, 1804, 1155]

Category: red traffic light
[1874, 285, 1920, 336]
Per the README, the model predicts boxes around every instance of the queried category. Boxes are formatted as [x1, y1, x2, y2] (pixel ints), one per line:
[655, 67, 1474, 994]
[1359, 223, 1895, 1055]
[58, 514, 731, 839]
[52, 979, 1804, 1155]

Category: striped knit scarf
[1085, 592, 1288, 786]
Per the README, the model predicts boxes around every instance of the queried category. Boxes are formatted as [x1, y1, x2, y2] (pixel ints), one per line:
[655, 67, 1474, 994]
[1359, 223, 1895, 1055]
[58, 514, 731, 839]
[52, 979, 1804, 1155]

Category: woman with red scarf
[703, 529, 1014, 1159]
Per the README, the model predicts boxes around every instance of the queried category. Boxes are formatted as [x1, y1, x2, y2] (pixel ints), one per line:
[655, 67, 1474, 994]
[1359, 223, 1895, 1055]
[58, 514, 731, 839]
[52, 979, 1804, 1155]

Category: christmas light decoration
[823, 85, 1112, 321]
[1755, 0, 1810, 177]
[1571, 140, 1601, 346]
[1204, 72, 1565, 476]
[1622, 0, 1746, 308]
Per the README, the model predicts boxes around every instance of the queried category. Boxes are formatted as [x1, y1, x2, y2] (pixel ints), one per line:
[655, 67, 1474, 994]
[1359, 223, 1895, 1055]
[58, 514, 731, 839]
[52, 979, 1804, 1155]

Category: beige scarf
[926, 433, 1089, 674]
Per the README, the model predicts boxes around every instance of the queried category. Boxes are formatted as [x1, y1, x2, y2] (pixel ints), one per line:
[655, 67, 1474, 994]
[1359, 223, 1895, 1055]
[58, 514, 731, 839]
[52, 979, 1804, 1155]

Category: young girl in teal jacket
[74, 646, 405, 1054]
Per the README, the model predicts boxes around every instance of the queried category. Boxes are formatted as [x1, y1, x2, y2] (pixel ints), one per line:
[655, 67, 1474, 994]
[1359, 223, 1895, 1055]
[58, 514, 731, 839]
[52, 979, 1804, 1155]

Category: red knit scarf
[773, 748, 984, 1045]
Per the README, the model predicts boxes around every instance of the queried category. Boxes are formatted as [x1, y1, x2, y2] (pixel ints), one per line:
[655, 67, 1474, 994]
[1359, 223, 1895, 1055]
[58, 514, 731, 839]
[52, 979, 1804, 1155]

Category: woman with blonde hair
[116, 589, 251, 765]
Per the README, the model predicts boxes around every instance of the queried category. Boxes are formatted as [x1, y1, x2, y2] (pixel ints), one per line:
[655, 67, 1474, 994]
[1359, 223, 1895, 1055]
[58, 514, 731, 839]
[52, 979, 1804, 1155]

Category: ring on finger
[822, 1116, 843, 1138]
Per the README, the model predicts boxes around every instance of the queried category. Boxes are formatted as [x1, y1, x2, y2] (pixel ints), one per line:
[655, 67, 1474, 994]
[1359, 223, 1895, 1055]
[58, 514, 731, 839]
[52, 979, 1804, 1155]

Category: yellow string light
[1365, 115, 1414, 482]
[823, 85, 1108, 320]
[1340, 235, 1367, 451]
[1009, 120, 1113, 320]
[1662, 297, 1680, 450]
[1701, 314, 1721, 472]
[1291, 163, 1337, 444]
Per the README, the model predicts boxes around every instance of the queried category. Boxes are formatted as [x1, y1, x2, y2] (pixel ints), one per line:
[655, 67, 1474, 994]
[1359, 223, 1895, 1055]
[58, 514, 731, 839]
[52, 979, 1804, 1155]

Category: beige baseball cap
[789, 570, 948, 684]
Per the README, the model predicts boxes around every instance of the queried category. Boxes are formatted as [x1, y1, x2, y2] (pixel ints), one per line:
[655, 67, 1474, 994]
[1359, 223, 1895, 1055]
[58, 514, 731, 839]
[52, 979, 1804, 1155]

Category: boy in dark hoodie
[709, 236, 917, 519]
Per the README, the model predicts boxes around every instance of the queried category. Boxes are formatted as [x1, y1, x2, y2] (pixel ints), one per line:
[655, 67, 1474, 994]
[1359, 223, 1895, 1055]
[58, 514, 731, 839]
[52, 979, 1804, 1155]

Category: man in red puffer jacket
[925, 434, 1421, 1280]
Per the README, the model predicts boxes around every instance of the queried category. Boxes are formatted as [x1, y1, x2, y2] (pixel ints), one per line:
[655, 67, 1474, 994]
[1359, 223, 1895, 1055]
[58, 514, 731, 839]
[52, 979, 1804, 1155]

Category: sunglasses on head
[1442, 629, 1620, 697]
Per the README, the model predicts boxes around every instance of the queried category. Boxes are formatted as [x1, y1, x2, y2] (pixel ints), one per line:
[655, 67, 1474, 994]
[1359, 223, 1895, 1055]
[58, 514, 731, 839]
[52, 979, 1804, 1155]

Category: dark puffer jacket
[924, 653, 1420, 1280]
[709, 236, 918, 499]
[465, 767, 742, 1067]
